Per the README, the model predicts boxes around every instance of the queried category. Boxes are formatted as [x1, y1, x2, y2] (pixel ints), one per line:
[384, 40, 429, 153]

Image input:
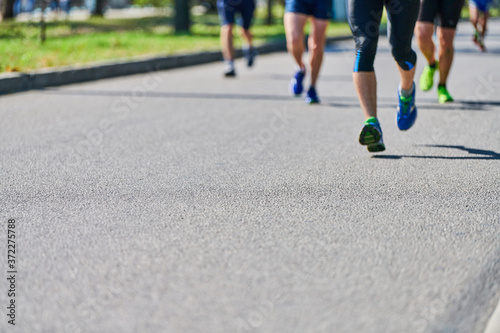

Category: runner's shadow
[328, 98, 500, 111]
[268, 74, 353, 82]
[372, 145, 500, 160]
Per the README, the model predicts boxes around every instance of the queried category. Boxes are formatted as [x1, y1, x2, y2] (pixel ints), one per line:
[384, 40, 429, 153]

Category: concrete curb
[0, 36, 352, 95]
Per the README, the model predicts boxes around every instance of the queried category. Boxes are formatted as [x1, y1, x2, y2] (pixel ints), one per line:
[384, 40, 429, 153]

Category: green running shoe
[437, 85, 453, 104]
[359, 117, 385, 153]
[419, 62, 438, 92]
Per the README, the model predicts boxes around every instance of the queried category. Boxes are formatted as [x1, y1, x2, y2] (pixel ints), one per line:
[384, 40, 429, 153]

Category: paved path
[1, 20, 499, 333]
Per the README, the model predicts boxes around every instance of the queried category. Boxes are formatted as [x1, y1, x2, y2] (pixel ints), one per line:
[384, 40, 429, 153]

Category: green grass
[0, 9, 351, 73]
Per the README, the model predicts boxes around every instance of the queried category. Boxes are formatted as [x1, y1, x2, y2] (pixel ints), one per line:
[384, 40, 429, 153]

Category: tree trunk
[266, 0, 273, 25]
[40, 0, 47, 43]
[1, 0, 16, 20]
[93, 0, 106, 16]
[175, 0, 190, 33]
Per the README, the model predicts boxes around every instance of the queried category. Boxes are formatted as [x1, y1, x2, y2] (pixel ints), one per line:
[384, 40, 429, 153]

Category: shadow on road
[45, 88, 293, 101]
[45, 88, 500, 111]
[372, 145, 500, 160]
[329, 97, 500, 111]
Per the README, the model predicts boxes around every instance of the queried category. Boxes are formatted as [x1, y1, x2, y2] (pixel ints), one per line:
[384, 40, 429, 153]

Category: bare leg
[220, 24, 234, 61]
[284, 12, 308, 70]
[480, 11, 489, 38]
[353, 72, 377, 120]
[469, 4, 480, 32]
[397, 65, 416, 91]
[436, 27, 456, 85]
[415, 22, 436, 65]
[307, 17, 328, 86]
[240, 28, 253, 47]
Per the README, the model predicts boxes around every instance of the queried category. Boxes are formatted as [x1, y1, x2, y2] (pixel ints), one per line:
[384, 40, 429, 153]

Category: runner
[284, 0, 331, 104]
[415, 0, 465, 103]
[469, 0, 493, 52]
[348, 0, 420, 153]
[217, 0, 258, 77]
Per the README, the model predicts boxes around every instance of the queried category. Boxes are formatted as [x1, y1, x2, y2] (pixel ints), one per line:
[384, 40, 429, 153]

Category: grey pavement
[1, 20, 499, 333]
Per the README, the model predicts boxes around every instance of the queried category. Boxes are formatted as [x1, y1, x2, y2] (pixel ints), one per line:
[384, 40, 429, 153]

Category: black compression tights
[348, 0, 420, 72]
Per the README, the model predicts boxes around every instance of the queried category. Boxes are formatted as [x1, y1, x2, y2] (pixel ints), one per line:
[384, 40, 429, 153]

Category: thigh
[217, 0, 236, 26]
[348, 0, 384, 41]
[284, 12, 308, 39]
[386, 0, 420, 46]
[239, 0, 255, 30]
[309, 17, 329, 44]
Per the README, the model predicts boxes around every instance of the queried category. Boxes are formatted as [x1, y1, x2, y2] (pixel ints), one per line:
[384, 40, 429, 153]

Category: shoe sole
[359, 124, 381, 145]
[305, 98, 319, 104]
[367, 143, 386, 152]
[439, 98, 453, 104]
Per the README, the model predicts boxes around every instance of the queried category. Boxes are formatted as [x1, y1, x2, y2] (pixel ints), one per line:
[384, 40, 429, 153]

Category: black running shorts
[418, 0, 465, 29]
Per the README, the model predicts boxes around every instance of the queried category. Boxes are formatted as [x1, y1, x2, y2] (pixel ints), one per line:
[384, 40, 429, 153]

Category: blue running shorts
[470, 0, 493, 12]
[217, 0, 256, 30]
[285, 0, 332, 20]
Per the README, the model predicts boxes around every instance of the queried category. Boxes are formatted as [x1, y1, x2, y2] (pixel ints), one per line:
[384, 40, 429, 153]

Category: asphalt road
[1, 20, 499, 333]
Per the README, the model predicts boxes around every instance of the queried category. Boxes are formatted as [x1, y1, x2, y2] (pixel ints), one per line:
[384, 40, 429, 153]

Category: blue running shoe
[305, 86, 320, 104]
[290, 69, 305, 96]
[359, 117, 385, 153]
[244, 47, 257, 67]
[397, 84, 417, 131]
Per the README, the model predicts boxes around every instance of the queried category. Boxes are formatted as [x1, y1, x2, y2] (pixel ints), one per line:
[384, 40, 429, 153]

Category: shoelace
[400, 96, 413, 115]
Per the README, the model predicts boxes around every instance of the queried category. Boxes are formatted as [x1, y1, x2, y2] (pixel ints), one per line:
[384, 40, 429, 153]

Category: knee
[392, 47, 416, 70]
[439, 36, 454, 53]
[415, 24, 433, 43]
[222, 24, 233, 34]
[354, 38, 377, 72]
[308, 38, 321, 53]
[288, 32, 303, 50]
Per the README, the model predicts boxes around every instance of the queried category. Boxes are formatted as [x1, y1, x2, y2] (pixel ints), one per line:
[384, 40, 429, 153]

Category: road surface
[1, 20, 499, 333]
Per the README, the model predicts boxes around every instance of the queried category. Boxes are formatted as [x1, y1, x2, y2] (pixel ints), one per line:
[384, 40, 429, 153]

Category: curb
[0, 36, 351, 95]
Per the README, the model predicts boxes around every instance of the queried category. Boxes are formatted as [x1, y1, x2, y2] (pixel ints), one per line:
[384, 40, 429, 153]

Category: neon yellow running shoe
[437, 85, 453, 104]
[419, 62, 438, 91]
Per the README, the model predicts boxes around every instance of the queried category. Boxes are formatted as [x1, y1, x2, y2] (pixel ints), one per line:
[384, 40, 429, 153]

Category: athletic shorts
[285, 0, 332, 20]
[470, 0, 492, 13]
[217, 0, 256, 30]
[418, 0, 465, 29]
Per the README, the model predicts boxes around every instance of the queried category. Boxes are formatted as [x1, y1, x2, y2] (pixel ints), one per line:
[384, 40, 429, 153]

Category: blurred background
[0, 0, 498, 73]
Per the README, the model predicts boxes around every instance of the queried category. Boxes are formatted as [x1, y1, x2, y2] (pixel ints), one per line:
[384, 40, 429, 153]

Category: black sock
[429, 62, 437, 69]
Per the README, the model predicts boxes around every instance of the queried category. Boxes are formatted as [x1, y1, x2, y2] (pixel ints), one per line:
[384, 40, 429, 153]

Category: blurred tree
[133, 0, 171, 7]
[175, 0, 190, 32]
[93, 0, 106, 16]
[266, 0, 272, 25]
[1, 0, 16, 19]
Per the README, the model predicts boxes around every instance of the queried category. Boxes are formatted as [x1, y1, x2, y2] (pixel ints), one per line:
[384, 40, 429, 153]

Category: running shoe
[290, 69, 305, 96]
[244, 47, 257, 67]
[359, 117, 385, 153]
[437, 85, 453, 104]
[396, 84, 417, 131]
[419, 62, 438, 91]
[305, 86, 320, 104]
[224, 69, 236, 77]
